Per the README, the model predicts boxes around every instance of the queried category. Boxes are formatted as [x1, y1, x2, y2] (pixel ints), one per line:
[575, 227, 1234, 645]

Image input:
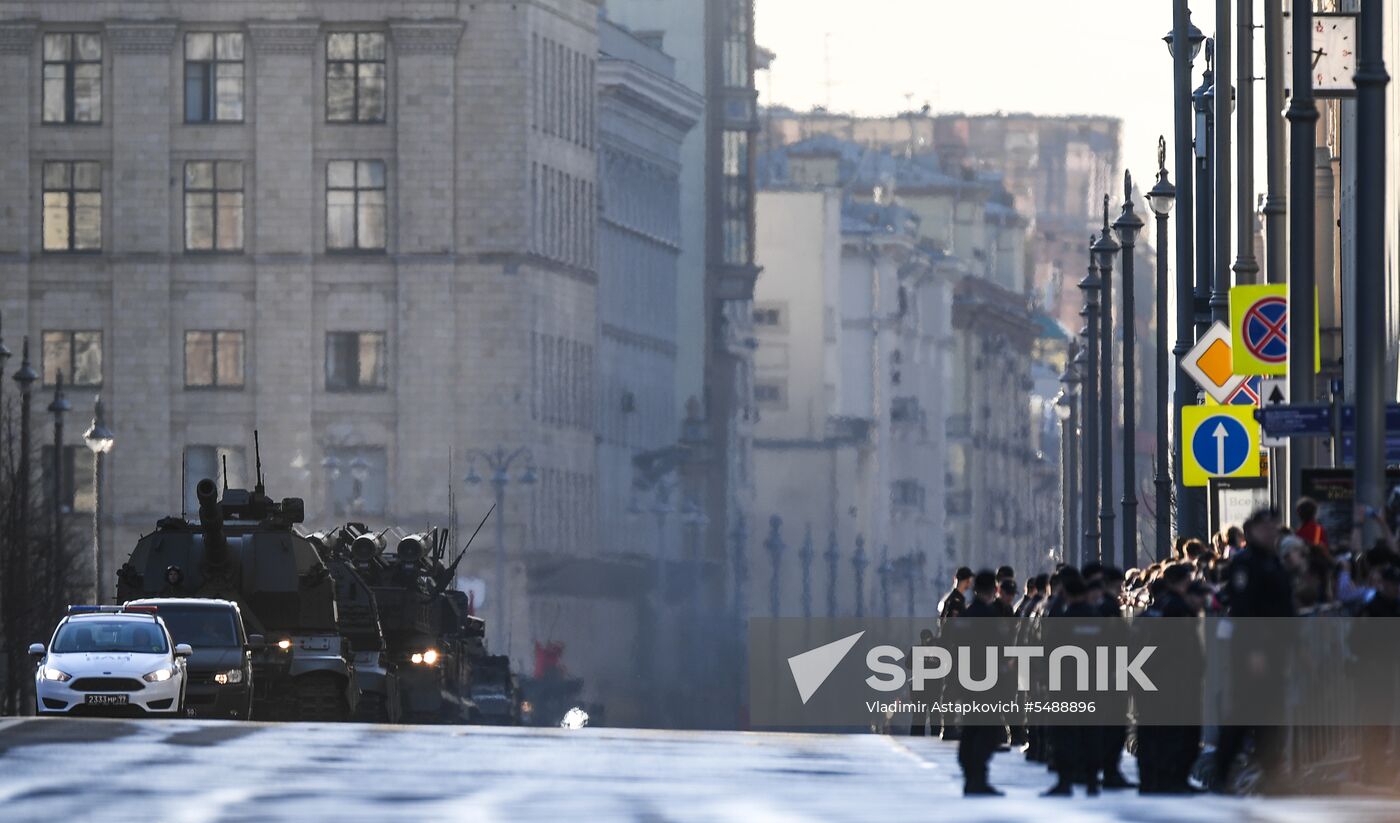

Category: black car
[125, 598, 261, 720]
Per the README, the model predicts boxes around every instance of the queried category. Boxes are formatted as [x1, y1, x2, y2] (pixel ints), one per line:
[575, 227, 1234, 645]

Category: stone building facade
[0, 0, 621, 702]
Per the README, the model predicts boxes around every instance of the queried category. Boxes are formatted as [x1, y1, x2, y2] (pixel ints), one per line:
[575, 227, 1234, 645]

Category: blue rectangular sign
[1256, 404, 1334, 438]
[1339, 433, 1400, 467]
[1339, 404, 1400, 433]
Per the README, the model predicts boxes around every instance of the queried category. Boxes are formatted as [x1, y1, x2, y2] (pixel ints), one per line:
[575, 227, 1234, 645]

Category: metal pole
[1196, 45, 1216, 342]
[1151, 151, 1176, 561]
[1060, 402, 1074, 557]
[1095, 209, 1120, 565]
[1263, 0, 1288, 284]
[1067, 398, 1080, 565]
[13, 338, 36, 623]
[1114, 175, 1144, 570]
[49, 371, 70, 602]
[851, 536, 867, 618]
[823, 530, 838, 617]
[1080, 244, 1102, 560]
[1213, 0, 1234, 322]
[93, 442, 103, 603]
[765, 515, 783, 616]
[493, 476, 506, 651]
[799, 526, 814, 620]
[1355, 0, 1389, 547]
[1172, 4, 1201, 541]
[1233, 0, 1260, 287]
[1287, 0, 1319, 509]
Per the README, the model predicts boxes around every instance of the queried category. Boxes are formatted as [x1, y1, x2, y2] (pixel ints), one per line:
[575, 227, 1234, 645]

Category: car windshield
[153, 607, 239, 648]
[52, 619, 169, 654]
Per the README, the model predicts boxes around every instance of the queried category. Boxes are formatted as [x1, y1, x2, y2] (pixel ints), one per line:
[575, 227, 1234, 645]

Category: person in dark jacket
[958, 570, 1008, 796]
[1096, 566, 1134, 789]
[1137, 563, 1203, 794]
[940, 567, 973, 626]
[1214, 508, 1294, 793]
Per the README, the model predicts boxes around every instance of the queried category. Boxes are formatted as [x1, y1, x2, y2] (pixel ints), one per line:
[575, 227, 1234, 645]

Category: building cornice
[388, 19, 464, 56]
[106, 21, 178, 54]
[0, 21, 36, 55]
[597, 59, 704, 134]
[248, 20, 320, 56]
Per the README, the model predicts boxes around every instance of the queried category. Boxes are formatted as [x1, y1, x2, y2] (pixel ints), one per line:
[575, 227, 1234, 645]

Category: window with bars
[325, 331, 387, 392]
[42, 33, 102, 124]
[42, 161, 101, 252]
[326, 160, 386, 251]
[326, 32, 386, 123]
[184, 161, 244, 252]
[42, 330, 102, 387]
[184, 32, 244, 122]
[184, 331, 245, 389]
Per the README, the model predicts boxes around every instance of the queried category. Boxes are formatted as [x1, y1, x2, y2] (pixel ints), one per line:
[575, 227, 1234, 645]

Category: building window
[42, 330, 102, 386]
[183, 446, 246, 513]
[42, 445, 94, 514]
[184, 32, 244, 122]
[325, 332, 387, 392]
[721, 0, 751, 90]
[752, 304, 785, 329]
[893, 479, 926, 512]
[42, 33, 102, 124]
[185, 331, 245, 389]
[324, 446, 387, 517]
[42, 161, 101, 252]
[754, 379, 786, 409]
[326, 160, 386, 251]
[184, 161, 244, 252]
[722, 131, 752, 266]
[326, 32, 386, 123]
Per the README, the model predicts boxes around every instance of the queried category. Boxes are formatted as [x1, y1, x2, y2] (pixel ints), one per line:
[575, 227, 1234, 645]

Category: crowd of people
[915, 497, 1400, 797]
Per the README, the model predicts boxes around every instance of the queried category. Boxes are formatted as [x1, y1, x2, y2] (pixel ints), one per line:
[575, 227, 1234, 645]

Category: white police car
[30, 606, 192, 716]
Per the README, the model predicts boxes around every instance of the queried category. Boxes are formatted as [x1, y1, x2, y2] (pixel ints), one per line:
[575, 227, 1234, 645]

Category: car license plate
[85, 694, 129, 706]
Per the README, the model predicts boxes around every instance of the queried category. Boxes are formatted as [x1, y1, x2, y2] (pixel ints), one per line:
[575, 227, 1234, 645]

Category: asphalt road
[3, 718, 1400, 822]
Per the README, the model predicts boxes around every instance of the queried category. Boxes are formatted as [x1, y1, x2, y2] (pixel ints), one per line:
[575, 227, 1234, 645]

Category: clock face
[1284, 13, 1358, 96]
[1314, 16, 1357, 91]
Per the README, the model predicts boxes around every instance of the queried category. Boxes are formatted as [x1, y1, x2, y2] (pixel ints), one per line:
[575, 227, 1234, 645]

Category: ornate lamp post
[465, 446, 537, 651]
[797, 525, 814, 620]
[1093, 209, 1121, 565]
[82, 397, 114, 603]
[823, 530, 839, 618]
[851, 536, 868, 618]
[1286, 0, 1320, 506]
[1113, 174, 1144, 570]
[1078, 243, 1102, 561]
[1193, 41, 1215, 341]
[1055, 349, 1080, 565]
[1147, 141, 1177, 561]
[764, 515, 785, 616]
[48, 371, 72, 600]
[12, 339, 37, 606]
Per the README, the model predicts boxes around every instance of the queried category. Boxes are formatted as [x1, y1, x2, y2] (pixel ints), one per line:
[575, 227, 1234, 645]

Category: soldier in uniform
[1044, 571, 1101, 797]
[937, 567, 973, 741]
[1097, 566, 1134, 789]
[1214, 508, 1294, 792]
[957, 570, 1008, 796]
[1136, 563, 1202, 794]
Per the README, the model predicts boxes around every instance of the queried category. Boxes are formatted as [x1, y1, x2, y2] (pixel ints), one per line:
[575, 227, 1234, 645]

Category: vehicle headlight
[276, 639, 293, 651]
[421, 649, 439, 665]
[142, 666, 176, 683]
[214, 669, 243, 685]
[40, 665, 72, 682]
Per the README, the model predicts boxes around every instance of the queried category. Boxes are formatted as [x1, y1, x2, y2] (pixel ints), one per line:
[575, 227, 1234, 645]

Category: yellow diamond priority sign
[1180, 322, 1246, 404]
[1182, 405, 1262, 488]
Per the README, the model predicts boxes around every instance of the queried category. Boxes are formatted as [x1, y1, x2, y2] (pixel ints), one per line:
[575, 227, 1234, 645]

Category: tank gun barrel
[196, 478, 231, 567]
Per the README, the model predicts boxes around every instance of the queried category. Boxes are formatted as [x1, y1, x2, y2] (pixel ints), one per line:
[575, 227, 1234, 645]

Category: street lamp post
[1078, 244, 1102, 561]
[1147, 142, 1177, 561]
[48, 371, 72, 600]
[823, 530, 839, 617]
[851, 536, 868, 618]
[1212, 0, 1233, 323]
[465, 446, 537, 652]
[1287, 0, 1319, 507]
[1194, 42, 1215, 341]
[877, 545, 892, 619]
[1168, 11, 1204, 541]
[83, 397, 114, 603]
[764, 515, 785, 616]
[0, 313, 10, 457]
[1056, 350, 1080, 565]
[12, 339, 37, 611]
[1231, 0, 1259, 288]
[1093, 205, 1121, 565]
[1355, 0, 1390, 547]
[1113, 174, 1144, 571]
[797, 526, 814, 620]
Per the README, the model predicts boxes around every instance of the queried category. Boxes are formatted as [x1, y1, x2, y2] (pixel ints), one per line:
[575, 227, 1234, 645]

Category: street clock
[1284, 12, 1359, 98]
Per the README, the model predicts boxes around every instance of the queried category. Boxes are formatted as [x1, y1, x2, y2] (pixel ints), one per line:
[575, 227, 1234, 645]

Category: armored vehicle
[306, 526, 401, 723]
[116, 454, 359, 722]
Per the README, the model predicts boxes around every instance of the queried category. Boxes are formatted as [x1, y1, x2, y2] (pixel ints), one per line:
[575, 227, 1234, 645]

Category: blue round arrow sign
[1191, 415, 1252, 476]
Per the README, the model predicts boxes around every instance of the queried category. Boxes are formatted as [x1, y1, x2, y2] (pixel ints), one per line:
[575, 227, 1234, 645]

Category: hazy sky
[756, 0, 1236, 204]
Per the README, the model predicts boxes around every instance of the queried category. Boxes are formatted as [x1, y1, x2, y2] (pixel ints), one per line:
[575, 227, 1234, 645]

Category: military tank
[306, 525, 401, 723]
[334, 509, 517, 725]
[115, 443, 359, 722]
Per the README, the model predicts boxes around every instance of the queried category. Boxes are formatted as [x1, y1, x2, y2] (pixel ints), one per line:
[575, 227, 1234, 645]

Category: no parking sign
[1229, 284, 1321, 376]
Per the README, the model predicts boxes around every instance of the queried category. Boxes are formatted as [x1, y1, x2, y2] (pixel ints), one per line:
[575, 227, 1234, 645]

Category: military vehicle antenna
[222, 453, 229, 494]
[437, 503, 494, 594]
[253, 430, 265, 493]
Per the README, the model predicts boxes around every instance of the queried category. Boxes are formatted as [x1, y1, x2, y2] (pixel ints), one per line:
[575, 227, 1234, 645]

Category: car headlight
[422, 649, 439, 665]
[142, 666, 177, 683]
[214, 669, 244, 685]
[40, 665, 72, 682]
[277, 639, 293, 651]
